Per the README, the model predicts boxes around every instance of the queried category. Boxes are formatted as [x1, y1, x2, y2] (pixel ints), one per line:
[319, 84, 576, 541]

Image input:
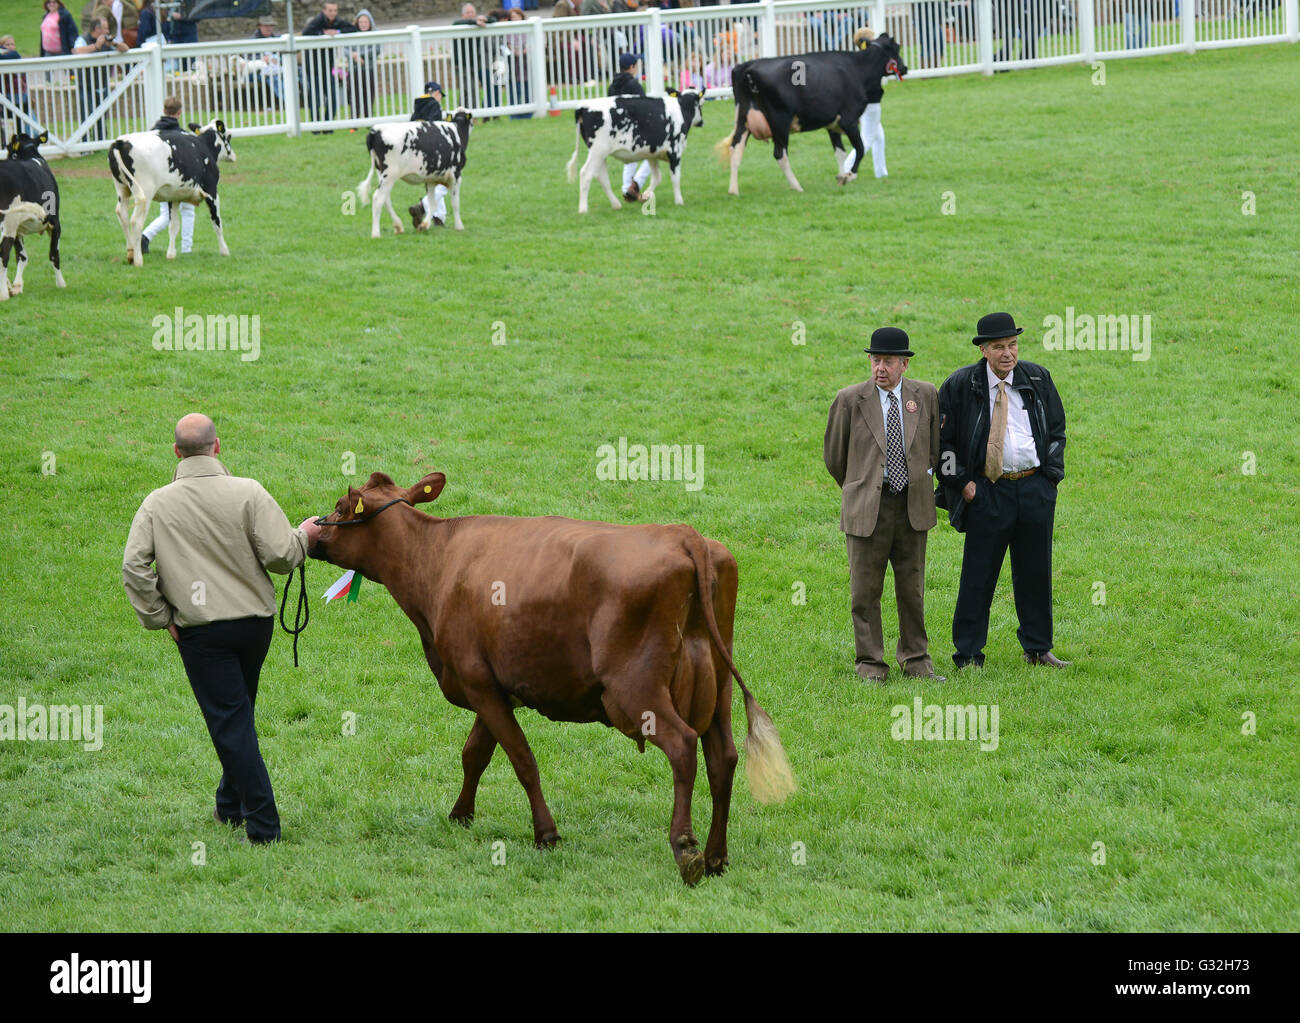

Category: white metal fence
[1, 0, 1295, 156]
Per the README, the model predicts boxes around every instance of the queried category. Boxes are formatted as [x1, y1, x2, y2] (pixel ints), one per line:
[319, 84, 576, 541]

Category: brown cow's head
[309, 470, 446, 571]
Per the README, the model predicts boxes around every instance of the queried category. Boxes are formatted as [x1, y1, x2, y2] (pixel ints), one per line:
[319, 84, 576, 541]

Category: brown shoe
[855, 665, 887, 684]
[623, 181, 641, 203]
[408, 203, 425, 231]
[1024, 651, 1071, 668]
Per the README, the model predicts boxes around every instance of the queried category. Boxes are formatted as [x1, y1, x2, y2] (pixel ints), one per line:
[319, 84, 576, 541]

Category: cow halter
[279, 496, 413, 667]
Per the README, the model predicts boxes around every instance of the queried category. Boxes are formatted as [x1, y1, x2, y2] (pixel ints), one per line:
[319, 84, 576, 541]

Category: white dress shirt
[986, 365, 1039, 473]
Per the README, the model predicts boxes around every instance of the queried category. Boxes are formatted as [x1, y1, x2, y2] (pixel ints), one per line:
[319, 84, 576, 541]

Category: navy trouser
[952, 471, 1056, 665]
[176, 616, 280, 841]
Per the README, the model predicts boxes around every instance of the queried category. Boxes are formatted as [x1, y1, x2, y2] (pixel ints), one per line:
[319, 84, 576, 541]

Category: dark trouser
[952, 471, 1056, 666]
[175, 616, 280, 841]
[847, 485, 934, 678]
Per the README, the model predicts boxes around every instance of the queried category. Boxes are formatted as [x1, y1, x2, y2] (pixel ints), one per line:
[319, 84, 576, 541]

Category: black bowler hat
[973, 311, 1024, 344]
[864, 326, 914, 358]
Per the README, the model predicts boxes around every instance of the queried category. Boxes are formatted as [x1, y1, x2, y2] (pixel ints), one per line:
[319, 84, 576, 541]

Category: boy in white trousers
[140, 96, 197, 255]
[849, 27, 888, 180]
[406, 82, 451, 228]
[609, 53, 651, 202]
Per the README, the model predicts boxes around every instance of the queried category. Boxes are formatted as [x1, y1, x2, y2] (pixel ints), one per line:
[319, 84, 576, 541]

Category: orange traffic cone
[548, 85, 560, 116]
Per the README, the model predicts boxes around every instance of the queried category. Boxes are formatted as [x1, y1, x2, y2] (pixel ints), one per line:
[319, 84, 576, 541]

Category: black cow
[108, 119, 236, 266]
[0, 129, 64, 300]
[356, 109, 474, 237]
[722, 35, 905, 195]
[565, 91, 705, 214]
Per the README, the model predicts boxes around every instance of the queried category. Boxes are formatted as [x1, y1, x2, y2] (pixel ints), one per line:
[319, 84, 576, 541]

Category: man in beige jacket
[824, 328, 944, 683]
[123, 413, 321, 843]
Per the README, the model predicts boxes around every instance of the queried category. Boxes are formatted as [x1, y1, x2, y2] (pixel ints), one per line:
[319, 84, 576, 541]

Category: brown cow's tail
[683, 531, 796, 805]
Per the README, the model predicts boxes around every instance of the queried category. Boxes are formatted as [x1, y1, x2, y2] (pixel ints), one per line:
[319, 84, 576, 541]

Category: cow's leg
[371, 181, 386, 238]
[165, 202, 181, 260]
[0, 236, 11, 301]
[642, 160, 662, 201]
[837, 123, 865, 185]
[415, 185, 435, 231]
[576, 154, 598, 214]
[49, 217, 65, 289]
[379, 174, 404, 236]
[204, 195, 230, 257]
[830, 130, 847, 173]
[114, 189, 132, 261]
[129, 197, 150, 267]
[666, 156, 684, 206]
[10, 239, 26, 295]
[463, 686, 560, 848]
[448, 715, 497, 825]
[595, 158, 621, 211]
[637, 689, 704, 886]
[728, 128, 749, 197]
[700, 703, 739, 877]
[448, 176, 463, 231]
[772, 126, 803, 193]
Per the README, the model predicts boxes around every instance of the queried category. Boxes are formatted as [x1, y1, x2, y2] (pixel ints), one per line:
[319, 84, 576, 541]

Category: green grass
[1, 43, 1298, 931]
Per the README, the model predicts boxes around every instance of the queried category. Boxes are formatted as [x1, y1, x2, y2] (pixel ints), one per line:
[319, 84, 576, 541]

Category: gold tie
[985, 381, 1008, 481]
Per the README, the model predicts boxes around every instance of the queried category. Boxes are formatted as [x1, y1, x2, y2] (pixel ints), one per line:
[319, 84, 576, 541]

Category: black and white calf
[565, 91, 705, 214]
[108, 120, 236, 267]
[357, 109, 474, 237]
[0, 129, 65, 301]
[723, 36, 905, 195]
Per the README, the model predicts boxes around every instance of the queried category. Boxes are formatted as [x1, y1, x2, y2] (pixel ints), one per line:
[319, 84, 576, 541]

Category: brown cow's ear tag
[423, 485, 432, 494]
[354, 498, 364, 514]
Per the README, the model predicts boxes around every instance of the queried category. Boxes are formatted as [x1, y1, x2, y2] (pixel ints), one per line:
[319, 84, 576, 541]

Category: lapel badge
[905, 399, 918, 413]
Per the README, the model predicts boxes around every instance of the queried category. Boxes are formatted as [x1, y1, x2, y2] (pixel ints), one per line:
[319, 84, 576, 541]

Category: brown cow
[309, 470, 795, 885]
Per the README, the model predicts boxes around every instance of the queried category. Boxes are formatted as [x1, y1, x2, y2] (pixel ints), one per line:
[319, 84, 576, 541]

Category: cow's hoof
[448, 807, 474, 827]
[166, 250, 176, 260]
[0, 291, 8, 302]
[394, 224, 405, 235]
[836, 172, 857, 185]
[679, 849, 706, 887]
[54, 273, 66, 288]
[370, 231, 381, 239]
[705, 854, 728, 877]
[534, 831, 562, 850]
[727, 187, 739, 197]
[8, 281, 21, 295]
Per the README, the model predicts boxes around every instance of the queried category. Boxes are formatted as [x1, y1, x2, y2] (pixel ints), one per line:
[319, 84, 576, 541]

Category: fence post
[1078, 0, 1095, 63]
[1287, 0, 1298, 41]
[529, 16, 548, 117]
[646, 8, 664, 96]
[759, 0, 777, 58]
[407, 25, 425, 110]
[143, 40, 164, 126]
[978, 0, 994, 75]
[284, 37, 301, 137]
[1181, 0, 1196, 53]
[873, 0, 888, 37]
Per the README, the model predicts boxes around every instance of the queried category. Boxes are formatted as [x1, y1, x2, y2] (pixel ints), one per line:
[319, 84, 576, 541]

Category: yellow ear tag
[354, 498, 364, 514]
[424, 485, 432, 493]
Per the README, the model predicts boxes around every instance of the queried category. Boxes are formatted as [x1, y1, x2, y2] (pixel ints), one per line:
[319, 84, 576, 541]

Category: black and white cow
[0, 129, 65, 301]
[108, 120, 236, 267]
[723, 35, 905, 195]
[356, 109, 474, 238]
[565, 91, 705, 214]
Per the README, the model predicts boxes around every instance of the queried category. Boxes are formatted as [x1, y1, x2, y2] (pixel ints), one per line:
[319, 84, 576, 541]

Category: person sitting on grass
[406, 81, 451, 230]
[609, 52, 650, 203]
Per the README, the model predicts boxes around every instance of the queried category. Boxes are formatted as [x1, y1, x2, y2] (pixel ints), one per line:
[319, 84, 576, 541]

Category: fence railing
[0, 0, 1295, 157]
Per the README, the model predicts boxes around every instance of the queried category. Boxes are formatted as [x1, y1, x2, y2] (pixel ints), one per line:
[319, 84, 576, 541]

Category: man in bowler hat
[937, 312, 1070, 669]
[824, 327, 944, 682]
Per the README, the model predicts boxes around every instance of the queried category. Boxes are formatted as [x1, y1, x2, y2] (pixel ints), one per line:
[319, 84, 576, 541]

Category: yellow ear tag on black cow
[355, 498, 364, 514]
[424, 485, 432, 493]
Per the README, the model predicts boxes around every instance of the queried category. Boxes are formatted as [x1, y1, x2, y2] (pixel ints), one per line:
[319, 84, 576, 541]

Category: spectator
[302, 2, 355, 133]
[579, 0, 610, 15]
[609, 52, 650, 202]
[0, 35, 31, 120]
[678, 50, 703, 91]
[1124, 1, 1151, 50]
[139, 96, 196, 257]
[552, 0, 578, 13]
[162, 6, 198, 70]
[40, 0, 79, 56]
[73, 15, 127, 141]
[135, 0, 157, 46]
[914, 1, 946, 67]
[249, 15, 284, 103]
[503, 8, 531, 118]
[703, 51, 730, 90]
[347, 8, 378, 125]
[453, 4, 501, 112]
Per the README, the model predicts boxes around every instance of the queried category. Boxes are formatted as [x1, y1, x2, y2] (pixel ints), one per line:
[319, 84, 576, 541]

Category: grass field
[2, 43, 1298, 932]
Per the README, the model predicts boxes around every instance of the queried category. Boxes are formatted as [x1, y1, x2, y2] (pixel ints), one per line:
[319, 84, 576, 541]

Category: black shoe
[140, 236, 149, 255]
[213, 808, 243, 827]
[408, 203, 425, 230]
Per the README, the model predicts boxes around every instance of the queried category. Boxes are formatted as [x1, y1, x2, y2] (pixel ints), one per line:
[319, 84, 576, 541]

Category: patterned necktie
[985, 381, 1008, 481]
[886, 392, 906, 494]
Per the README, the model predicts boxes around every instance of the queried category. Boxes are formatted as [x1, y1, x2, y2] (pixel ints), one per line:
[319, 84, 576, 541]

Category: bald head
[174, 414, 218, 458]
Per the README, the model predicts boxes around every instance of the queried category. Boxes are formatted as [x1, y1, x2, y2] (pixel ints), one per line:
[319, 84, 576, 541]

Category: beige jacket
[824, 377, 941, 537]
[123, 455, 309, 629]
